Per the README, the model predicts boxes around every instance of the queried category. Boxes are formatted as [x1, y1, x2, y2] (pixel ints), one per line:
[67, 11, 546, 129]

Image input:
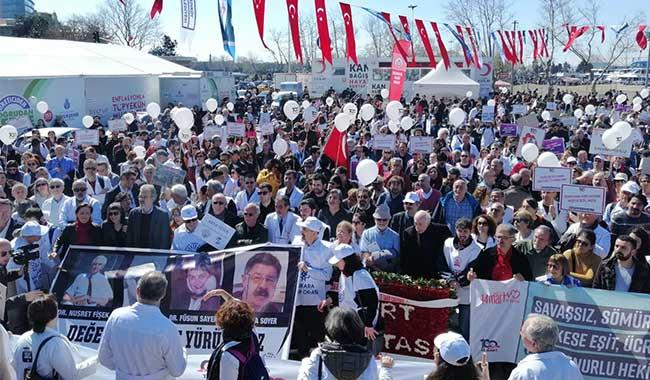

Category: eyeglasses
[547, 263, 558, 269]
[73, 188, 87, 193]
[375, 218, 389, 222]
[36, 183, 48, 187]
[49, 185, 62, 189]
[246, 273, 278, 286]
[513, 219, 529, 224]
[495, 235, 514, 240]
[243, 212, 255, 217]
[258, 191, 270, 196]
[27, 163, 37, 167]
[477, 221, 488, 226]
[84, 167, 97, 171]
[245, 181, 255, 184]
[109, 211, 121, 216]
[213, 201, 225, 205]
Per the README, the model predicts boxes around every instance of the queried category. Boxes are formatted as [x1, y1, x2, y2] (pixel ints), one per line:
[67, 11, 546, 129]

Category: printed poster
[516, 126, 545, 157]
[533, 167, 571, 192]
[560, 184, 606, 215]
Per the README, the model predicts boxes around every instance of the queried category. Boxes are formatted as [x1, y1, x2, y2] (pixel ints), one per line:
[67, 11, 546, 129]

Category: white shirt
[277, 186, 304, 210]
[222, 177, 240, 198]
[98, 302, 187, 380]
[171, 224, 205, 253]
[82, 175, 112, 206]
[442, 238, 482, 304]
[1, 324, 16, 380]
[339, 269, 379, 326]
[234, 189, 261, 216]
[42, 195, 71, 228]
[297, 239, 333, 306]
[59, 196, 102, 226]
[12, 327, 97, 380]
[264, 212, 301, 244]
[538, 202, 568, 236]
[65, 272, 114, 307]
[508, 351, 583, 380]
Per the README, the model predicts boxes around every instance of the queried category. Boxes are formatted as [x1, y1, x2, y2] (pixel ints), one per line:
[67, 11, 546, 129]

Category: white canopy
[0, 36, 200, 79]
[413, 62, 480, 99]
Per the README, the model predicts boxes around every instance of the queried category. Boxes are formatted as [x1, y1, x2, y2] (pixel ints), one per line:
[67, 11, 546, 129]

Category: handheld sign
[259, 112, 274, 135]
[195, 213, 236, 250]
[512, 104, 527, 115]
[108, 119, 128, 132]
[75, 129, 99, 146]
[588, 128, 634, 158]
[516, 126, 545, 157]
[226, 122, 245, 137]
[499, 123, 518, 137]
[560, 184, 606, 215]
[409, 136, 433, 154]
[533, 167, 571, 192]
[372, 134, 396, 151]
[153, 165, 187, 188]
[541, 138, 565, 155]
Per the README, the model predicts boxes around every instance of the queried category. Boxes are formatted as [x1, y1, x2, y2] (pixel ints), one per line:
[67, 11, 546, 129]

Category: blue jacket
[432, 191, 481, 234]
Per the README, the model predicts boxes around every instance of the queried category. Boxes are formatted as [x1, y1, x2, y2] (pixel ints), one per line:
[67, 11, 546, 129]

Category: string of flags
[142, 0, 649, 66]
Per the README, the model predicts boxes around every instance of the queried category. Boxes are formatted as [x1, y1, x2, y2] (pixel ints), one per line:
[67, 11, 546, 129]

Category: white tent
[413, 62, 480, 99]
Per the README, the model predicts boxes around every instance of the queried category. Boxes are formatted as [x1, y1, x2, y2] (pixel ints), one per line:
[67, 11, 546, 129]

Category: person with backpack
[12, 293, 97, 379]
[205, 292, 270, 380]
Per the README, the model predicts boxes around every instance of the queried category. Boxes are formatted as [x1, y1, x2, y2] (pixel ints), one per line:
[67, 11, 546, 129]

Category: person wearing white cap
[424, 331, 488, 380]
[7, 221, 51, 294]
[359, 204, 400, 272]
[389, 191, 419, 236]
[171, 205, 207, 253]
[603, 179, 639, 224]
[291, 216, 333, 359]
[508, 314, 582, 380]
[610, 193, 650, 236]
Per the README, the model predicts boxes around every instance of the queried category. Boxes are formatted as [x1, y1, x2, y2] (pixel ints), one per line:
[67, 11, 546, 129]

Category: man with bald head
[433, 179, 481, 235]
[400, 210, 451, 279]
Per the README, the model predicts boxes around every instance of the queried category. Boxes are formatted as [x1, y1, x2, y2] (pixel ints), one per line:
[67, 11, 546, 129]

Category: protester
[471, 215, 497, 249]
[360, 204, 400, 271]
[53, 203, 102, 260]
[59, 180, 102, 225]
[562, 229, 602, 287]
[389, 191, 419, 236]
[609, 193, 650, 236]
[433, 179, 481, 234]
[125, 184, 172, 249]
[425, 332, 489, 380]
[401, 210, 451, 279]
[515, 226, 559, 278]
[468, 224, 533, 282]
[592, 235, 650, 293]
[264, 195, 301, 244]
[230, 203, 269, 247]
[101, 202, 127, 246]
[539, 254, 582, 287]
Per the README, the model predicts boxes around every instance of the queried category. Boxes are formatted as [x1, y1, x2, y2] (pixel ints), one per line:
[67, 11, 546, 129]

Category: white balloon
[641, 88, 650, 99]
[386, 101, 403, 121]
[380, 89, 389, 99]
[302, 100, 311, 109]
[343, 103, 358, 121]
[612, 120, 632, 140]
[273, 138, 288, 156]
[521, 143, 539, 162]
[356, 159, 379, 186]
[178, 128, 192, 143]
[334, 113, 351, 132]
[0, 125, 18, 145]
[541, 110, 552, 121]
[360, 104, 375, 121]
[487, 99, 496, 107]
[633, 97, 643, 105]
[400, 116, 414, 131]
[388, 120, 401, 133]
[562, 94, 574, 105]
[146, 102, 161, 118]
[174, 107, 194, 129]
[303, 106, 318, 123]
[449, 108, 466, 127]
[133, 146, 146, 159]
[585, 104, 596, 115]
[123, 113, 135, 125]
[283, 100, 300, 121]
[537, 152, 560, 167]
[205, 98, 218, 112]
[36, 101, 48, 114]
[601, 128, 620, 149]
[573, 108, 584, 119]
[326, 97, 335, 106]
[214, 114, 225, 125]
[466, 91, 473, 98]
[81, 115, 94, 128]
[227, 102, 234, 111]
[633, 103, 642, 112]
[170, 107, 179, 120]
[616, 94, 627, 105]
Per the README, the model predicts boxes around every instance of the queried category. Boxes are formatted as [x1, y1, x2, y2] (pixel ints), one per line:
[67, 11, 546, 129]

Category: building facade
[0, 0, 35, 19]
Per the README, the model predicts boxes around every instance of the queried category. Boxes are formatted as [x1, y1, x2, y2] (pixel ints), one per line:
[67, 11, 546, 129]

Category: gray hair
[206, 179, 224, 194]
[390, 157, 403, 167]
[143, 164, 155, 173]
[496, 223, 517, 236]
[414, 210, 431, 224]
[522, 314, 558, 353]
[137, 271, 168, 303]
[244, 203, 260, 215]
[535, 225, 552, 238]
[171, 184, 187, 198]
[140, 184, 157, 199]
[48, 178, 64, 187]
[72, 179, 86, 189]
[325, 307, 365, 345]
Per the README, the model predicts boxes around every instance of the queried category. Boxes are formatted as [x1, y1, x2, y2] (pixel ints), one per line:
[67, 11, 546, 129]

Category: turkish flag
[339, 3, 357, 64]
[431, 22, 450, 69]
[315, 0, 333, 65]
[150, 0, 163, 19]
[529, 30, 539, 60]
[286, 0, 303, 63]
[398, 15, 416, 63]
[323, 128, 348, 168]
[415, 19, 437, 67]
[539, 29, 550, 57]
[252, 0, 269, 49]
[637, 25, 648, 50]
[563, 26, 590, 52]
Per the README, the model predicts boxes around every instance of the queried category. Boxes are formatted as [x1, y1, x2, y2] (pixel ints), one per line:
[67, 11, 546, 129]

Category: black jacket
[102, 184, 140, 219]
[470, 246, 534, 281]
[101, 221, 127, 247]
[126, 206, 172, 250]
[54, 223, 102, 261]
[389, 211, 414, 236]
[592, 257, 650, 294]
[228, 222, 269, 248]
[400, 224, 452, 279]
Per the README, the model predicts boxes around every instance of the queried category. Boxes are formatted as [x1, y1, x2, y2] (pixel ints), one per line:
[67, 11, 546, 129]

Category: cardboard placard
[195, 213, 237, 250]
[516, 113, 539, 128]
[481, 105, 495, 122]
[203, 126, 222, 141]
[75, 129, 99, 146]
[227, 122, 245, 137]
[533, 166, 571, 191]
[516, 126, 546, 157]
[499, 123, 518, 137]
[372, 134, 396, 151]
[588, 128, 634, 158]
[512, 104, 528, 115]
[560, 184, 606, 215]
[259, 112, 274, 135]
[560, 116, 577, 126]
[108, 119, 128, 132]
[153, 165, 187, 188]
[546, 102, 557, 111]
[409, 136, 434, 154]
[542, 138, 565, 155]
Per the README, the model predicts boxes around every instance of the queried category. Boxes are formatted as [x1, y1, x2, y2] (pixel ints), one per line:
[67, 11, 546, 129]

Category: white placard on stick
[108, 119, 128, 132]
[372, 134, 396, 151]
[195, 212, 236, 250]
[588, 128, 634, 158]
[516, 125, 545, 157]
[516, 113, 539, 128]
[74, 129, 99, 146]
[481, 105, 495, 122]
[512, 104, 527, 115]
[533, 167, 571, 191]
[560, 184, 606, 215]
[259, 112, 274, 135]
[546, 102, 557, 111]
[227, 122, 245, 137]
[560, 116, 577, 126]
[409, 136, 434, 154]
[203, 126, 222, 141]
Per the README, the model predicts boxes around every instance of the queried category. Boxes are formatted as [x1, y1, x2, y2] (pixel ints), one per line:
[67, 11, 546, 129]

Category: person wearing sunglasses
[229, 203, 268, 248]
[58, 180, 102, 226]
[539, 254, 581, 287]
[172, 205, 209, 253]
[513, 210, 535, 243]
[562, 229, 601, 287]
[207, 193, 239, 227]
[468, 224, 533, 283]
[101, 203, 127, 247]
[257, 183, 275, 223]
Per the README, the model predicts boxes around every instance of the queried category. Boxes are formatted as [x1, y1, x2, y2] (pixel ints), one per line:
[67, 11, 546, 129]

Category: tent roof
[0, 36, 200, 79]
[414, 62, 480, 86]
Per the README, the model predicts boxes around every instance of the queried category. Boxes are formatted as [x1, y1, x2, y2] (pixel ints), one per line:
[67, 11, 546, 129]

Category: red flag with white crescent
[431, 22, 450, 70]
[636, 25, 648, 50]
[415, 19, 437, 67]
[252, 0, 270, 49]
[398, 15, 416, 64]
[150, 0, 163, 19]
[339, 3, 358, 64]
[286, 0, 303, 63]
[388, 40, 410, 101]
[465, 26, 482, 69]
[517, 30, 524, 63]
[314, 0, 333, 65]
[323, 128, 348, 168]
[563, 26, 590, 52]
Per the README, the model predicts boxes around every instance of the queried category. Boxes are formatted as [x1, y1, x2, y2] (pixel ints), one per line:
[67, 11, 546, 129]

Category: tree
[99, 0, 161, 50]
[13, 13, 61, 39]
[149, 35, 178, 56]
[60, 13, 111, 42]
[576, 60, 593, 73]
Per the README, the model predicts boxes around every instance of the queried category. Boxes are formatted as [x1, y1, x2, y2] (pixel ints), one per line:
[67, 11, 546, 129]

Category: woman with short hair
[471, 215, 497, 250]
[562, 229, 601, 287]
[513, 210, 534, 243]
[101, 202, 127, 246]
[539, 254, 582, 287]
[53, 203, 102, 261]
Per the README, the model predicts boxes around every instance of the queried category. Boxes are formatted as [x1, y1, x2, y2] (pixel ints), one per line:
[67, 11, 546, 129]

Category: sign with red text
[533, 167, 571, 191]
[560, 184, 606, 215]
[388, 40, 411, 101]
[516, 126, 546, 157]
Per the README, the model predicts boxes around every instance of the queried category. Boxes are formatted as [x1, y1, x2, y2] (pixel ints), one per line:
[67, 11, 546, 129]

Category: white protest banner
[588, 128, 634, 158]
[203, 125, 222, 141]
[515, 113, 539, 128]
[52, 245, 301, 357]
[179, 0, 197, 48]
[74, 129, 99, 146]
[533, 166, 571, 191]
[516, 125, 545, 157]
[560, 184, 606, 214]
[512, 104, 527, 115]
[560, 116, 577, 126]
[545, 101, 557, 110]
[409, 136, 433, 154]
[195, 213, 236, 250]
[107, 119, 127, 132]
[227, 121, 245, 137]
[372, 134, 396, 151]
[481, 105, 495, 122]
[7, 116, 33, 136]
[153, 165, 187, 188]
[259, 112, 274, 135]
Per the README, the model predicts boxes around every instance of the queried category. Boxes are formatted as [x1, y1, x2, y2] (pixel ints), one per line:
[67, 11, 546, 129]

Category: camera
[11, 243, 41, 266]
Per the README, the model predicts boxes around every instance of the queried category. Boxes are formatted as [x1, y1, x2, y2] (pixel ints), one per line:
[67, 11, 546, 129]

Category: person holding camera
[7, 221, 51, 296]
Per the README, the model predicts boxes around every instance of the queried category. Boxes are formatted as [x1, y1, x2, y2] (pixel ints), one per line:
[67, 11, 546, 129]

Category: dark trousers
[291, 305, 325, 359]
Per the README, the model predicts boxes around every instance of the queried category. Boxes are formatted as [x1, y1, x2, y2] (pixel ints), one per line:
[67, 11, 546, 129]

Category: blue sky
[36, 0, 649, 62]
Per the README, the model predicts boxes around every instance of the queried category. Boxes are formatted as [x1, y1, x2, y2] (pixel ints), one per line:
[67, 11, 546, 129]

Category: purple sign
[500, 123, 518, 137]
[542, 138, 565, 155]
[615, 104, 631, 112]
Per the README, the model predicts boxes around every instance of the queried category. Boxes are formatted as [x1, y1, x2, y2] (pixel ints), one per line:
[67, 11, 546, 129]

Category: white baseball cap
[20, 221, 49, 237]
[614, 173, 628, 182]
[434, 332, 471, 366]
[296, 216, 322, 232]
[403, 192, 420, 204]
[621, 181, 641, 195]
[181, 205, 198, 221]
[328, 244, 355, 265]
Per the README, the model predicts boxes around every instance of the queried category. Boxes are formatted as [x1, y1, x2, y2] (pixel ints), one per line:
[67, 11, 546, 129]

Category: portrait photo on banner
[232, 250, 289, 314]
[122, 255, 170, 307]
[168, 252, 224, 312]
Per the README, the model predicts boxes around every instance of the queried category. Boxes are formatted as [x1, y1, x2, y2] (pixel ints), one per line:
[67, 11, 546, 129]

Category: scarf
[75, 220, 93, 245]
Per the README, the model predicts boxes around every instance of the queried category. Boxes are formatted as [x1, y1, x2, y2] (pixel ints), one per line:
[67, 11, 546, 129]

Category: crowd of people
[1, 84, 650, 379]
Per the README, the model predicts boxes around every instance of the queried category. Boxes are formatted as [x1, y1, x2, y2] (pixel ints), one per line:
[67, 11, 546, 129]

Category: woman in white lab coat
[12, 294, 97, 380]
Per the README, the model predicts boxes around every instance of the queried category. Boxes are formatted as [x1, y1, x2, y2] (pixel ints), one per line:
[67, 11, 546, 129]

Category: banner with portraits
[50, 244, 301, 359]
